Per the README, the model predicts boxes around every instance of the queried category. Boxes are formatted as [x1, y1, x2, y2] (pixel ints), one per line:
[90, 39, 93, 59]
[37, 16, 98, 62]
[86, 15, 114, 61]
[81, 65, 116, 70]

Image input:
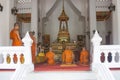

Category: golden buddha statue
[57, 0, 70, 43]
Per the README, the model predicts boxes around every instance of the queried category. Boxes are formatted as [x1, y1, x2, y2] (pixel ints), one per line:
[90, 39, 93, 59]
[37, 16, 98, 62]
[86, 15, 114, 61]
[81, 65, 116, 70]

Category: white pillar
[84, 0, 90, 51]
[0, 0, 15, 46]
[38, 0, 43, 43]
[112, 0, 120, 44]
[9, 0, 16, 45]
[91, 31, 102, 64]
[9, 0, 16, 30]
[31, 0, 38, 41]
[22, 32, 33, 64]
[89, 0, 97, 38]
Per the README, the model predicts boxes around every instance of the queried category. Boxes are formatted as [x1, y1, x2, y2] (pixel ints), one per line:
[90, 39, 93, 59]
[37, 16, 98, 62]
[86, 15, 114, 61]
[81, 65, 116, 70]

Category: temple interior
[1, 0, 120, 80]
[8, 0, 113, 64]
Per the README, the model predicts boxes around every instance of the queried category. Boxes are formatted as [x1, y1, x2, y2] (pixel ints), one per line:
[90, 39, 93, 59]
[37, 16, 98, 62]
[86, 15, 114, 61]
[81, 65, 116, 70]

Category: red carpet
[34, 64, 90, 72]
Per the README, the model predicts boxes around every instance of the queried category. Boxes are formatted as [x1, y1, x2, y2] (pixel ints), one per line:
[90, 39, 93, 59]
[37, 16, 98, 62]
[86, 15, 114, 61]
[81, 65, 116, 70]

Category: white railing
[91, 31, 120, 68]
[11, 64, 34, 80]
[91, 31, 117, 80]
[0, 32, 33, 69]
[92, 63, 115, 80]
[0, 32, 34, 80]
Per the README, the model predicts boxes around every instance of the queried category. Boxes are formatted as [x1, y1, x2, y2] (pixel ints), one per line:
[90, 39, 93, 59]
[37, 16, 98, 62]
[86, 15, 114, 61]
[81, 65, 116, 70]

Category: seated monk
[29, 31, 36, 64]
[62, 46, 74, 64]
[80, 47, 89, 65]
[10, 23, 22, 46]
[46, 48, 55, 65]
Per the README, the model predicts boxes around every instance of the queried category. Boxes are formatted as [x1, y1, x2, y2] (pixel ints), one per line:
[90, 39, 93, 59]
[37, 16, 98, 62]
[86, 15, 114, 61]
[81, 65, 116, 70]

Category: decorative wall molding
[96, 0, 112, 11]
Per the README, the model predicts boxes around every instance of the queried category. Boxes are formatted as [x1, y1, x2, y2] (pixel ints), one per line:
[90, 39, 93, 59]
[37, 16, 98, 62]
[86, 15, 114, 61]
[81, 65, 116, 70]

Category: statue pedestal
[60, 64, 77, 67]
[51, 42, 77, 62]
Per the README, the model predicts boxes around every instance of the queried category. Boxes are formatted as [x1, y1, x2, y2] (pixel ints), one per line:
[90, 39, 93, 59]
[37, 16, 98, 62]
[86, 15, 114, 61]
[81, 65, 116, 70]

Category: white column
[9, 0, 16, 45]
[84, 0, 90, 51]
[31, 0, 38, 41]
[0, 0, 15, 46]
[38, 0, 43, 43]
[89, 0, 97, 38]
[38, 0, 46, 43]
[22, 32, 33, 64]
[9, 0, 16, 30]
[112, 0, 120, 44]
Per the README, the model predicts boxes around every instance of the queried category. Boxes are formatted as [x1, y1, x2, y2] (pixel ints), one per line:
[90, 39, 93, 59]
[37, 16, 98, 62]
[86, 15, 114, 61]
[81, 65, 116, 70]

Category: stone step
[0, 72, 14, 80]
[25, 71, 97, 80]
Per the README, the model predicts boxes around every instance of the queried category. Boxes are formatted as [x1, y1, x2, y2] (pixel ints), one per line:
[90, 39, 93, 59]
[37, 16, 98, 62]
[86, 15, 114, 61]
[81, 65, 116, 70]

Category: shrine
[57, 0, 70, 43]
[51, 0, 77, 62]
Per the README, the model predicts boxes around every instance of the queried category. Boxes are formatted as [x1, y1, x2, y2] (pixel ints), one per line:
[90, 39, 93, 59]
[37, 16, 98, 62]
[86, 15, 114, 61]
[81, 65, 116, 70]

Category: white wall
[21, 23, 31, 38]
[97, 17, 112, 45]
[97, 21, 107, 44]
[105, 16, 113, 44]
[44, 1, 85, 43]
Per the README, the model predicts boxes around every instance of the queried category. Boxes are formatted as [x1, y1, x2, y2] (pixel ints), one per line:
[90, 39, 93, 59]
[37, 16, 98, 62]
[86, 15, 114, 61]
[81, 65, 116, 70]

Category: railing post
[91, 30, 102, 70]
[22, 32, 33, 65]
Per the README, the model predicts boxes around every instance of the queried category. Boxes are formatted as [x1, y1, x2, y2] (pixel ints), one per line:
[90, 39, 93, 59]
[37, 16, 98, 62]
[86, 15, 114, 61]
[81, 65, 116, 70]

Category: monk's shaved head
[14, 22, 19, 30]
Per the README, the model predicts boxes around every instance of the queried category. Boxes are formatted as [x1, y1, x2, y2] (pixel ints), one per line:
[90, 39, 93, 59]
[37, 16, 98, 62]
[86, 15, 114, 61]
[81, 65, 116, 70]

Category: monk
[29, 31, 36, 64]
[80, 47, 89, 65]
[46, 48, 55, 65]
[10, 23, 22, 46]
[62, 46, 74, 64]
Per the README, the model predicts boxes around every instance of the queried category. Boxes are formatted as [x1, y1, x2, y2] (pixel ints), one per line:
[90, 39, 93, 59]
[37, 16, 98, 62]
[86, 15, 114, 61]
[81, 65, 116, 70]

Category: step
[0, 72, 14, 80]
[25, 71, 97, 80]
[111, 70, 120, 80]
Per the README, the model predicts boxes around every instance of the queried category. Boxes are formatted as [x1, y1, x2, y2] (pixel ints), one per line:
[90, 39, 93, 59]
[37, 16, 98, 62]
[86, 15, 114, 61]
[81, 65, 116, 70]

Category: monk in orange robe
[62, 47, 74, 64]
[10, 23, 22, 46]
[46, 48, 55, 65]
[80, 47, 89, 65]
[29, 31, 36, 64]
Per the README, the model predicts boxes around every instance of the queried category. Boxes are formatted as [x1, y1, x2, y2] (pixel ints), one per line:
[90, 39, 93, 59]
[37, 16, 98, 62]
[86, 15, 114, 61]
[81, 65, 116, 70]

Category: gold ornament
[6, 54, 11, 64]
[20, 54, 25, 64]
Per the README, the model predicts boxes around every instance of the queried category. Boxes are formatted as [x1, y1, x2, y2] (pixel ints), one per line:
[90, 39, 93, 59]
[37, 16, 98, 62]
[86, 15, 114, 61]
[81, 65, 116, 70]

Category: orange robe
[62, 50, 74, 64]
[46, 51, 55, 65]
[31, 36, 36, 63]
[80, 50, 89, 65]
[10, 29, 22, 46]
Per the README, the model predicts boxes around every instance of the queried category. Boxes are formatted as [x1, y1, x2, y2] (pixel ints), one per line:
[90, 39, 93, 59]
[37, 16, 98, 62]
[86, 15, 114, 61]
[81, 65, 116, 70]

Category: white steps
[0, 72, 14, 80]
[112, 70, 120, 80]
[25, 71, 97, 80]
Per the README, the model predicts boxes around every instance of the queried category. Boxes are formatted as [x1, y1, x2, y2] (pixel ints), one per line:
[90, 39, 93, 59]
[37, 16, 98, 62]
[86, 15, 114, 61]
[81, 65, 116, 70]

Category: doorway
[16, 13, 31, 38]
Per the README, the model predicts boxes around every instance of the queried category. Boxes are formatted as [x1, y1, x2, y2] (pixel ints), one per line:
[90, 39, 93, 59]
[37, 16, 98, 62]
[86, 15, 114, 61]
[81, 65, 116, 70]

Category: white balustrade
[91, 30, 120, 68]
[92, 63, 115, 80]
[11, 64, 34, 80]
[0, 32, 33, 69]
